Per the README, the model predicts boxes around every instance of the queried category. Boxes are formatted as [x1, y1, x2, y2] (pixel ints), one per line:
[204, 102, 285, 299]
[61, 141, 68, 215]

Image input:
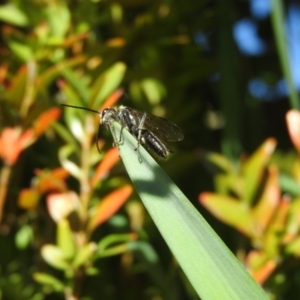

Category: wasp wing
[126, 107, 184, 142]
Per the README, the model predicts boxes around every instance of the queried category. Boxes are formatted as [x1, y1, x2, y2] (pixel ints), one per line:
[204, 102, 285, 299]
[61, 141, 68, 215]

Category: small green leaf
[286, 198, 300, 238]
[9, 40, 33, 62]
[37, 55, 87, 88]
[127, 241, 159, 263]
[52, 122, 78, 147]
[64, 110, 85, 143]
[242, 138, 277, 204]
[90, 62, 126, 108]
[59, 80, 84, 108]
[86, 267, 99, 276]
[33, 272, 65, 291]
[15, 225, 33, 249]
[58, 145, 81, 179]
[206, 152, 235, 173]
[97, 233, 134, 257]
[72, 242, 97, 268]
[141, 78, 166, 105]
[0, 4, 29, 26]
[44, 2, 70, 38]
[279, 173, 300, 196]
[57, 219, 76, 260]
[285, 237, 300, 256]
[61, 69, 90, 103]
[41, 244, 70, 270]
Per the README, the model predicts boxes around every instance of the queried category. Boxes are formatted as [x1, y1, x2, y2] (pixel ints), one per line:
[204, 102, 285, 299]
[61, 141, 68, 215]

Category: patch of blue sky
[246, 2, 300, 101]
[248, 78, 279, 102]
[286, 3, 300, 90]
[233, 18, 267, 56]
[249, 0, 271, 19]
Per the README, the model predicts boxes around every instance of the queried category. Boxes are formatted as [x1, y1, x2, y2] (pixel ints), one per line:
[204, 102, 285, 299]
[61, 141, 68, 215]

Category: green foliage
[0, 0, 299, 299]
[200, 136, 300, 296]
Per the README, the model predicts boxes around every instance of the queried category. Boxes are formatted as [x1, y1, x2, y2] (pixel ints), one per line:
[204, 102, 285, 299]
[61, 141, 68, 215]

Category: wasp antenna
[60, 104, 100, 114]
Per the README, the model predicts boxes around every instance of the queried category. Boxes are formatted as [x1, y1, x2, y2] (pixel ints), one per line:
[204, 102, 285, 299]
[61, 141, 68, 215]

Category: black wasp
[61, 104, 184, 159]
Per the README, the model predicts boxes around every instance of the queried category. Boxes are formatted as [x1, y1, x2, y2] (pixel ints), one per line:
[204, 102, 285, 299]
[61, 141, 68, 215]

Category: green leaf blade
[112, 122, 268, 300]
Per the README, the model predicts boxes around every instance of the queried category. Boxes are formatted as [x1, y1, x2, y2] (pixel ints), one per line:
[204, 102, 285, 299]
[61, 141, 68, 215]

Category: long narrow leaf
[270, 0, 300, 109]
[112, 122, 268, 300]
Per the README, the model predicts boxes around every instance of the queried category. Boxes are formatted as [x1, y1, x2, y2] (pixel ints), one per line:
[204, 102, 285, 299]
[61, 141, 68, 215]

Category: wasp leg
[134, 139, 143, 163]
[118, 125, 125, 144]
[137, 112, 146, 141]
[134, 112, 147, 152]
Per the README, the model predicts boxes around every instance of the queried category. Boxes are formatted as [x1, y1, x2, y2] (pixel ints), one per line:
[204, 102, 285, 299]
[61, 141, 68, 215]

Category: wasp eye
[101, 108, 108, 116]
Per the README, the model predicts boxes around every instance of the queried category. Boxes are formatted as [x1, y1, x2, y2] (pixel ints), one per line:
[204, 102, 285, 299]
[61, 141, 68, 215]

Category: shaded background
[0, 0, 300, 299]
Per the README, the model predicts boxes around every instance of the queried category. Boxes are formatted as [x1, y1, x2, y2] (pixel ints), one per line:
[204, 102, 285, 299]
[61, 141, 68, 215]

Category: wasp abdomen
[141, 130, 169, 159]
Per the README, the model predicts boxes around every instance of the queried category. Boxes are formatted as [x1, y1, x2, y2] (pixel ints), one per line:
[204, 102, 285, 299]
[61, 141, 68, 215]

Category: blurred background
[1, 0, 300, 299]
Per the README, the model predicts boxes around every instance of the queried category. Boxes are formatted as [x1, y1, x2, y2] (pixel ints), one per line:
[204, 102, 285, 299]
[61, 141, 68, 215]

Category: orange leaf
[286, 110, 300, 153]
[105, 38, 126, 47]
[269, 195, 289, 231]
[0, 127, 34, 165]
[18, 188, 40, 210]
[63, 32, 88, 47]
[0, 128, 21, 164]
[18, 128, 35, 149]
[51, 168, 70, 179]
[37, 168, 69, 193]
[34, 107, 61, 137]
[251, 166, 280, 236]
[0, 64, 8, 85]
[90, 148, 120, 188]
[199, 192, 253, 236]
[252, 262, 277, 285]
[262, 195, 290, 256]
[247, 250, 277, 284]
[89, 185, 132, 231]
[100, 88, 124, 110]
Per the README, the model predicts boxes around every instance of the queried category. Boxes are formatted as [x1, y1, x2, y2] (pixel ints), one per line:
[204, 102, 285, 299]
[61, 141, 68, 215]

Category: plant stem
[270, 0, 300, 109]
[0, 165, 12, 228]
[71, 118, 94, 300]
[79, 134, 92, 230]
